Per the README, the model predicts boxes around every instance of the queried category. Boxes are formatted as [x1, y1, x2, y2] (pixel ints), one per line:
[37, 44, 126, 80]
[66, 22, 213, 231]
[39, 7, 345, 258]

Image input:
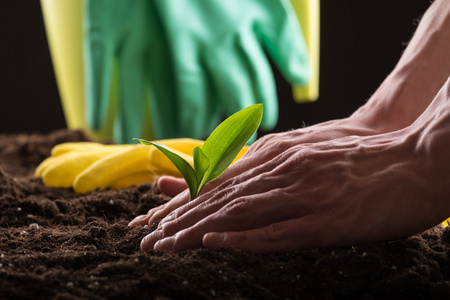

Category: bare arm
[352, 0, 450, 133]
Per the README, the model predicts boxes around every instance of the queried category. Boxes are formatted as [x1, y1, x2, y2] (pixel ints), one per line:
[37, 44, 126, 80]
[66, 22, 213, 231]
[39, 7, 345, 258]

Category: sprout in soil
[134, 104, 263, 200]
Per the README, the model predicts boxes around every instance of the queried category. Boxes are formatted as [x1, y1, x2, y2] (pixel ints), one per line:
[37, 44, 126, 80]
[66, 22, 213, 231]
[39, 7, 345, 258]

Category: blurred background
[0, 1, 431, 136]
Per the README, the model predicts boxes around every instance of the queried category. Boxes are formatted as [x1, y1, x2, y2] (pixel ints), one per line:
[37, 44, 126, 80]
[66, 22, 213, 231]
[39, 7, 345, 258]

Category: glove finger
[109, 170, 155, 190]
[146, 1, 180, 139]
[39, 147, 133, 188]
[255, 0, 310, 85]
[155, 63, 218, 139]
[114, 0, 153, 143]
[37, 142, 135, 184]
[147, 55, 178, 139]
[73, 145, 151, 194]
[184, 72, 219, 139]
[204, 42, 271, 133]
[154, 138, 204, 155]
[148, 146, 193, 178]
[237, 30, 279, 131]
[152, 1, 220, 139]
[51, 142, 103, 156]
[35, 155, 60, 177]
[37, 143, 108, 176]
[51, 142, 132, 156]
[84, 0, 116, 130]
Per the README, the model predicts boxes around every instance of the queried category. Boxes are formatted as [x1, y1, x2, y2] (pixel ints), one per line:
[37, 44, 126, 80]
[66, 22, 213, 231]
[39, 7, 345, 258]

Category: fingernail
[154, 236, 175, 251]
[140, 234, 152, 252]
[140, 229, 163, 252]
[128, 215, 146, 227]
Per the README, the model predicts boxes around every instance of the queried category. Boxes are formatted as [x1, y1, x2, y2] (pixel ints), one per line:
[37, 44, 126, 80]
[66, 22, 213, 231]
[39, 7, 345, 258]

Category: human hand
[129, 115, 379, 225]
[128, 115, 384, 239]
[134, 123, 450, 253]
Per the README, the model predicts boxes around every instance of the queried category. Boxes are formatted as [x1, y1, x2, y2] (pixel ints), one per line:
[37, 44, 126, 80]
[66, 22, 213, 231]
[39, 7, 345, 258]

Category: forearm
[351, 0, 450, 133]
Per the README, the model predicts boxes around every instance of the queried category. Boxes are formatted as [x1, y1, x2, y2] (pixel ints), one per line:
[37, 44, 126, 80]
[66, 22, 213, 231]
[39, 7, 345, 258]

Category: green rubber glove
[84, 0, 166, 143]
[152, 0, 310, 139]
[84, 0, 310, 142]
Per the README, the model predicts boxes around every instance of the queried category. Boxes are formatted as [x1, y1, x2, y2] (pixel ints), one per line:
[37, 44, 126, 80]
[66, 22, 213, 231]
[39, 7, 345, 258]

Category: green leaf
[198, 104, 263, 192]
[134, 104, 263, 200]
[193, 146, 209, 195]
[133, 138, 199, 199]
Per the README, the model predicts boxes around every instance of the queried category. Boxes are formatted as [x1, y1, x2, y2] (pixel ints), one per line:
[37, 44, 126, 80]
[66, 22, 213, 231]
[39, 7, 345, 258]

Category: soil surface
[1, 129, 450, 299]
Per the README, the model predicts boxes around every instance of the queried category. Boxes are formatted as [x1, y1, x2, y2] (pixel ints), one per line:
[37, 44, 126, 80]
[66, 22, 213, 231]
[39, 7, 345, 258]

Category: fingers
[128, 190, 190, 227]
[127, 210, 157, 227]
[203, 217, 322, 254]
[36, 145, 135, 189]
[128, 147, 251, 228]
[127, 141, 252, 228]
[140, 184, 309, 252]
[157, 176, 188, 197]
[73, 145, 151, 194]
[156, 155, 292, 229]
[147, 192, 190, 225]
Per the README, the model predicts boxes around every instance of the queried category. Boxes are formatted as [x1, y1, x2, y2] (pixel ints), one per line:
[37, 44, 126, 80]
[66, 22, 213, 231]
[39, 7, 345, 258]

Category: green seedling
[134, 104, 263, 200]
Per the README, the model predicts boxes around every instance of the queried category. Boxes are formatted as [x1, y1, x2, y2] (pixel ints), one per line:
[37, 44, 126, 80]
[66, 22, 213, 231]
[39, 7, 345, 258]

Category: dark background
[0, 1, 431, 136]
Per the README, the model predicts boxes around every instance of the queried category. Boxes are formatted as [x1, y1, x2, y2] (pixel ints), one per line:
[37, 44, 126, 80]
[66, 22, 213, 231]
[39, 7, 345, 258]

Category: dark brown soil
[1, 129, 450, 299]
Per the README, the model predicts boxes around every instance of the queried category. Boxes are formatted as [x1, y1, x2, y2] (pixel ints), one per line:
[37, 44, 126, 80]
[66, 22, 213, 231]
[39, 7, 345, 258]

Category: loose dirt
[1, 129, 450, 299]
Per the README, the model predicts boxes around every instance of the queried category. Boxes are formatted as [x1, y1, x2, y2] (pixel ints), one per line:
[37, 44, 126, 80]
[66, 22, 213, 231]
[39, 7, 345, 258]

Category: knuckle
[223, 198, 251, 216]
[159, 215, 179, 235]
[272, 150, 306, 175]
[211, 180, 240, 201]
[201, 187, 233, 209]
[148, 204, 165, 215]
[271, 138, 290, 151]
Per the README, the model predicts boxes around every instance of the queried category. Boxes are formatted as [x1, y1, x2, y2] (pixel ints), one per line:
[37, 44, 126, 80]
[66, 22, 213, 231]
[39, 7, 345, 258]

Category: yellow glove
[35, 139, 248, 194]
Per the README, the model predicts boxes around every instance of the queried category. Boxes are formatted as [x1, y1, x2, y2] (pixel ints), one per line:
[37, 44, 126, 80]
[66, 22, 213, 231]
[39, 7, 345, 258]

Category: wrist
[348, 71, 422, 133]
[414, 79, 450, 210]
[348, 0, 450, 135]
